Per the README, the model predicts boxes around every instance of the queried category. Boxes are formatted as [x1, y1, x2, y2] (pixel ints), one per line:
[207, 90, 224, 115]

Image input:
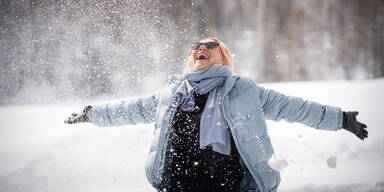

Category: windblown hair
[186, 38, 233, 70]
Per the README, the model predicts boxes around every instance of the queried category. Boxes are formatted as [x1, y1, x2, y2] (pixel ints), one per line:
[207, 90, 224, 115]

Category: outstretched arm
[259, 86, 343, 131]
[259, 86, 368, 140]
[64, 93, 159, 127]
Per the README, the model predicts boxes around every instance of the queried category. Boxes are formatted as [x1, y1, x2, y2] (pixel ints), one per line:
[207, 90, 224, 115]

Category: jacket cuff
[337, 110, 343, 130]
[88, 104, 112, 127]
[317, 105, 343, 131]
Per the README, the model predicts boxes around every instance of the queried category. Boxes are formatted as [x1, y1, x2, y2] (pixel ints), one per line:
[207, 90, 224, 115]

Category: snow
[268, 154, 289, 171]
[264, 78, 384, 191]
[326, 156, 337, 169]
[0, 78, 383, 192]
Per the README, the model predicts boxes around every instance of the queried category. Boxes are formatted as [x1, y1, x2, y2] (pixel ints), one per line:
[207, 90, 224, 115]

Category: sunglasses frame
[191, 41, 220, 50]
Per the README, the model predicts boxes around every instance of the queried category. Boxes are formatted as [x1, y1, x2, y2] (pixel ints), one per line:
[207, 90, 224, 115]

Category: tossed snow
[268, 154, 289, 171]
[326, 156, 337, 169]
[0, 78, 383, 192]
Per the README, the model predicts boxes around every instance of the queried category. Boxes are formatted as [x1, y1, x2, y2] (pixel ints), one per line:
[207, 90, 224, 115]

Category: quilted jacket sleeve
[88, 93, 158, 127]
[258, 86, 343, 131]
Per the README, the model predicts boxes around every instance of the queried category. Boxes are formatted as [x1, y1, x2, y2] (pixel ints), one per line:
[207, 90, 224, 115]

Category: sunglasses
[191, 41, 220, 50]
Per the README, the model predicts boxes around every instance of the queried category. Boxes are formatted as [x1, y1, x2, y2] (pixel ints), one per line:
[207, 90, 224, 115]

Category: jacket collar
[223, 75, 240, 96]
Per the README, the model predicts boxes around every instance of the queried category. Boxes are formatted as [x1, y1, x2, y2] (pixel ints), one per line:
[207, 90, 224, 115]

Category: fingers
[357, 132, 367, 140]
[64, 118, 73, 124]
[358, 123, 368, 137]
[356, 130, 364, 140]
[349, 122, 368, 140]
[362, 129, 368, 137]
[65, 112, 81, 124]
[356, 128, 368, 140]
[65, 115, 78, 124]
[65, 114, 89, 124]
[361, 126, 368, 135]
[357, 134, 363, 140]
[360, 123, 367, 129]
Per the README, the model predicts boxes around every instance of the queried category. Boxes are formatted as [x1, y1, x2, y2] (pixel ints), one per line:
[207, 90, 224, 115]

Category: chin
[193, 61, 211, 70]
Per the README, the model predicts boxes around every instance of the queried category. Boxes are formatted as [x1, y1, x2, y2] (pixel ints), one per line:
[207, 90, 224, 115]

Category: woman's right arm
[87, 93, 159, 127]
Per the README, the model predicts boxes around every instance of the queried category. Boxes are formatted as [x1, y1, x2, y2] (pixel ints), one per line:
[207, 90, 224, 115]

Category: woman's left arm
[258, 86, 368, 140]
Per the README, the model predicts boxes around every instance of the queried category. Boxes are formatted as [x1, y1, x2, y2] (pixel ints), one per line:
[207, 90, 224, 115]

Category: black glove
[342, 111, 368, 140]
[64, 105, 93, 124]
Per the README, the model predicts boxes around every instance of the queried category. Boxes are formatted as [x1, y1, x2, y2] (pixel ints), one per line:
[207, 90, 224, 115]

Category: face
[190, 39, 225, 70]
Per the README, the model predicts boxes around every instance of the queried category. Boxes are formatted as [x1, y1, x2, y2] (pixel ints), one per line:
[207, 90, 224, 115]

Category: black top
[167, 93, 244, 192]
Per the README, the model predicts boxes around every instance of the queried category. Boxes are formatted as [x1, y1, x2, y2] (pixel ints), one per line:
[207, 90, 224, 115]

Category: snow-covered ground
[0, 78, 383, 192]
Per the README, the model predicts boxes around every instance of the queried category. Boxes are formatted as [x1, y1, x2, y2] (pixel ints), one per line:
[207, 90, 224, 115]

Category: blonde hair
[186, 38, 233, 70]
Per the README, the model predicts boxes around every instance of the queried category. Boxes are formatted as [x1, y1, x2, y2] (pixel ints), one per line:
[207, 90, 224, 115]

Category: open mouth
[196, 54, 208, 60]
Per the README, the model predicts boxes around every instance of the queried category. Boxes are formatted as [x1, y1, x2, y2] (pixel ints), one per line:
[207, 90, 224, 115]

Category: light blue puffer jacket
[88, 75, 343, 192]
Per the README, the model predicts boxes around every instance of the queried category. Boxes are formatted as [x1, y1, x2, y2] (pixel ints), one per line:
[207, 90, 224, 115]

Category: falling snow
[0, 1, 383, 192]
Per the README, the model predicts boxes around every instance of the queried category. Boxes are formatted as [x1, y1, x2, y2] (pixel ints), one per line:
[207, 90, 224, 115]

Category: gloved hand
[64, 105, 92, 124]
[342, 111, 368, 140]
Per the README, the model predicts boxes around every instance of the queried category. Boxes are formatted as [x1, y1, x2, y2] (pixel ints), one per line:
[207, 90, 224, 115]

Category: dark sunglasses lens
[206, 42, 219, 49]
[191, 43, 200, 50]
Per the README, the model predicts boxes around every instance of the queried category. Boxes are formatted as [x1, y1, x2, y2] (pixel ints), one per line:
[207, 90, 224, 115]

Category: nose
[198, 45, 207, 51]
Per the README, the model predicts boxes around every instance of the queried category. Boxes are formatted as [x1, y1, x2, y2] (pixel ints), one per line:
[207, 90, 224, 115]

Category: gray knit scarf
[175, 64, 232, 155]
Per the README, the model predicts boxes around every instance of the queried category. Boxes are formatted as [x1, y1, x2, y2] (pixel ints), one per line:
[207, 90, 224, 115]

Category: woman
[65, 38, 368, 192]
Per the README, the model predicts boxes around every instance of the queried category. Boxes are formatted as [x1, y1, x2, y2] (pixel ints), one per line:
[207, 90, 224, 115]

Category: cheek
[212, 53, 223, 63]
[192, 51, 198, 59]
